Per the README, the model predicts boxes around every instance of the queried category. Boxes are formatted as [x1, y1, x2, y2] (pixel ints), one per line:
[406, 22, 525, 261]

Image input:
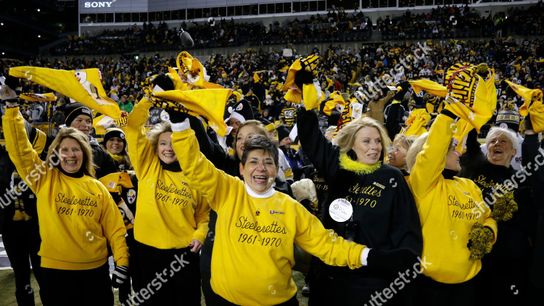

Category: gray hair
[485, 127, 518, 149]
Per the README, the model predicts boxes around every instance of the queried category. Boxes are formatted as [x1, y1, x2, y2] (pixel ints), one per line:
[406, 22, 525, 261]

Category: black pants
[39, 263, 113, 306]
[207, 290, 299, 306]
[309, 272, 398, 306]
[118, 230, 135, 305]
[201, 210, 217, 306]
[476, 255, 530, 305]
[130, 241, 201, 306]
[2, 218, 41, 306]
[413, 274, 479, 306]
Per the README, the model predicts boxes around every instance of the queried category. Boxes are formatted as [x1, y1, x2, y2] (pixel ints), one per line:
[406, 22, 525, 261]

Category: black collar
[57, 165, 84, 178]
[442, 169, 458, 179]
[160, 160, 181, 172]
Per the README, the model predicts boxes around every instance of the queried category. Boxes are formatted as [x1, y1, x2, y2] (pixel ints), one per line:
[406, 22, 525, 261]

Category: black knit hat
[495, 109, 520, 131]
[277, 125, 291, 142]
[225, 99, 254, 124]
[64, 102, 93, 126]
[495, 101, 520, 131]
[102, 128, 126, 147]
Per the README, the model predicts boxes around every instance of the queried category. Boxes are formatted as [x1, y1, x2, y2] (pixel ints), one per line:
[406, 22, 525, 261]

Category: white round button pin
[160, 110, 170, 122]
[329, 198, 353, 222]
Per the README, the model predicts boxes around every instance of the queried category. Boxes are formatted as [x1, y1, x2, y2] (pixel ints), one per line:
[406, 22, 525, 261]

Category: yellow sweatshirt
[3, 107, 128, 270]
[408, 114, 497, 284]
[172, 128, 365, 306]
[124, 98, 209, 249]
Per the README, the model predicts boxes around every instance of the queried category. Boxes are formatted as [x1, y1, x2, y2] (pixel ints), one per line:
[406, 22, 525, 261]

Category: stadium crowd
[51, 3, 544, 55]
[6, 36, 542, 130]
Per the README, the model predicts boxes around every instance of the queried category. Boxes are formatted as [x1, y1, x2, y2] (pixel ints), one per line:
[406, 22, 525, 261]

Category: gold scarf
[339, 153, 381, 175]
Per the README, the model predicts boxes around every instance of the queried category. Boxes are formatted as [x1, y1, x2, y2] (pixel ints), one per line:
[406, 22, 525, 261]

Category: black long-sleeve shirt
[460, 129, 532, 259]
[297, 109, 422, 276]
[522, 133, 544, 288]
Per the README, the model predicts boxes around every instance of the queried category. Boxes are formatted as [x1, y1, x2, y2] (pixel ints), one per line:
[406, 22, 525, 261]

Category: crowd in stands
[50, 3, 543, 56]
[6, 36, 541, 132]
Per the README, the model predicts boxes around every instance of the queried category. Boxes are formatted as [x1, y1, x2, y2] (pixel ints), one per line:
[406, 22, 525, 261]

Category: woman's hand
[189, 239, 203, 253]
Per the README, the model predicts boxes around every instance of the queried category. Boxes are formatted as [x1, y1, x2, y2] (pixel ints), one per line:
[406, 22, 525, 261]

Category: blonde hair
[406, 132, 463, 172]
[393, 134, 416, 151]
[405, 132, 429, 172]
[147, 121, 172, 152]
[47, 127, 95, 177]
[333, 116, 391, 161]
[234, 120, 267, 143]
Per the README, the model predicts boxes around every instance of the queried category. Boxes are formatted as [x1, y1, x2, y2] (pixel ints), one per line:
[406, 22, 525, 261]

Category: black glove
[166, 109, 189, 123]
[151, 73, 175, 91]
[294, 70, 314, 90]
[111, 265, 129, 288]
[393, 81, 410, 101]
[524, 115, 533, 132]
[295, 54, 320, 89]
[4, 75, 20, 91]
[413, 95, 425, 109]
[367, 248, 418, 273]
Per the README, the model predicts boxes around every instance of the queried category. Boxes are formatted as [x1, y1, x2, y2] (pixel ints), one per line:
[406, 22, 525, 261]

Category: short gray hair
[485, 127, 518, 149]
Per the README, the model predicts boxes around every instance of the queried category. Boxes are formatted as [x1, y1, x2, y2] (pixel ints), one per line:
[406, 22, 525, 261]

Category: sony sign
[83, 1, 114, 8]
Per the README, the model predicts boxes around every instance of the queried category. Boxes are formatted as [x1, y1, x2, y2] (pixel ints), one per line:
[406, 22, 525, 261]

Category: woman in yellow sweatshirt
[123, 96, 210, 306]
[406, 108, 498, 306]
[170, 118, 416, 306]
[3, 105, 128, 306]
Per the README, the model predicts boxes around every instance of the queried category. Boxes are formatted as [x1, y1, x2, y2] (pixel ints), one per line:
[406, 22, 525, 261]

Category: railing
[77, 0, 540, 24]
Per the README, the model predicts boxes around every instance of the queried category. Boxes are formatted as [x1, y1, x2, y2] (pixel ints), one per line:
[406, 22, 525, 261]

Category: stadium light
[38, 34, 41, 38]
[37, 8, 41, 12]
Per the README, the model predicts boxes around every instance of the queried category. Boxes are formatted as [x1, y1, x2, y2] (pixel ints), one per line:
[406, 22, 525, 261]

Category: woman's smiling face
[352, 126, 382, 165]
[59, 137, 84, 173]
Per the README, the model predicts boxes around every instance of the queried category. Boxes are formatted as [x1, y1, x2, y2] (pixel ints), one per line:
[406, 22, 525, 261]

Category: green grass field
[0, 269, 309, 306]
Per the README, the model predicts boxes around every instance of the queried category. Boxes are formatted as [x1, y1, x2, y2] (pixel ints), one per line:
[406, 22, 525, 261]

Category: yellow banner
[10, 66, 122, 119]
[19, 92, 57, 102]
[152, 88, 232, 136]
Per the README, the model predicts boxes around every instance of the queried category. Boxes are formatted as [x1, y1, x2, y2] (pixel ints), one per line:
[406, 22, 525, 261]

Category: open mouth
[253, 175, 269, 185]
[491, 149, 504, 158]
